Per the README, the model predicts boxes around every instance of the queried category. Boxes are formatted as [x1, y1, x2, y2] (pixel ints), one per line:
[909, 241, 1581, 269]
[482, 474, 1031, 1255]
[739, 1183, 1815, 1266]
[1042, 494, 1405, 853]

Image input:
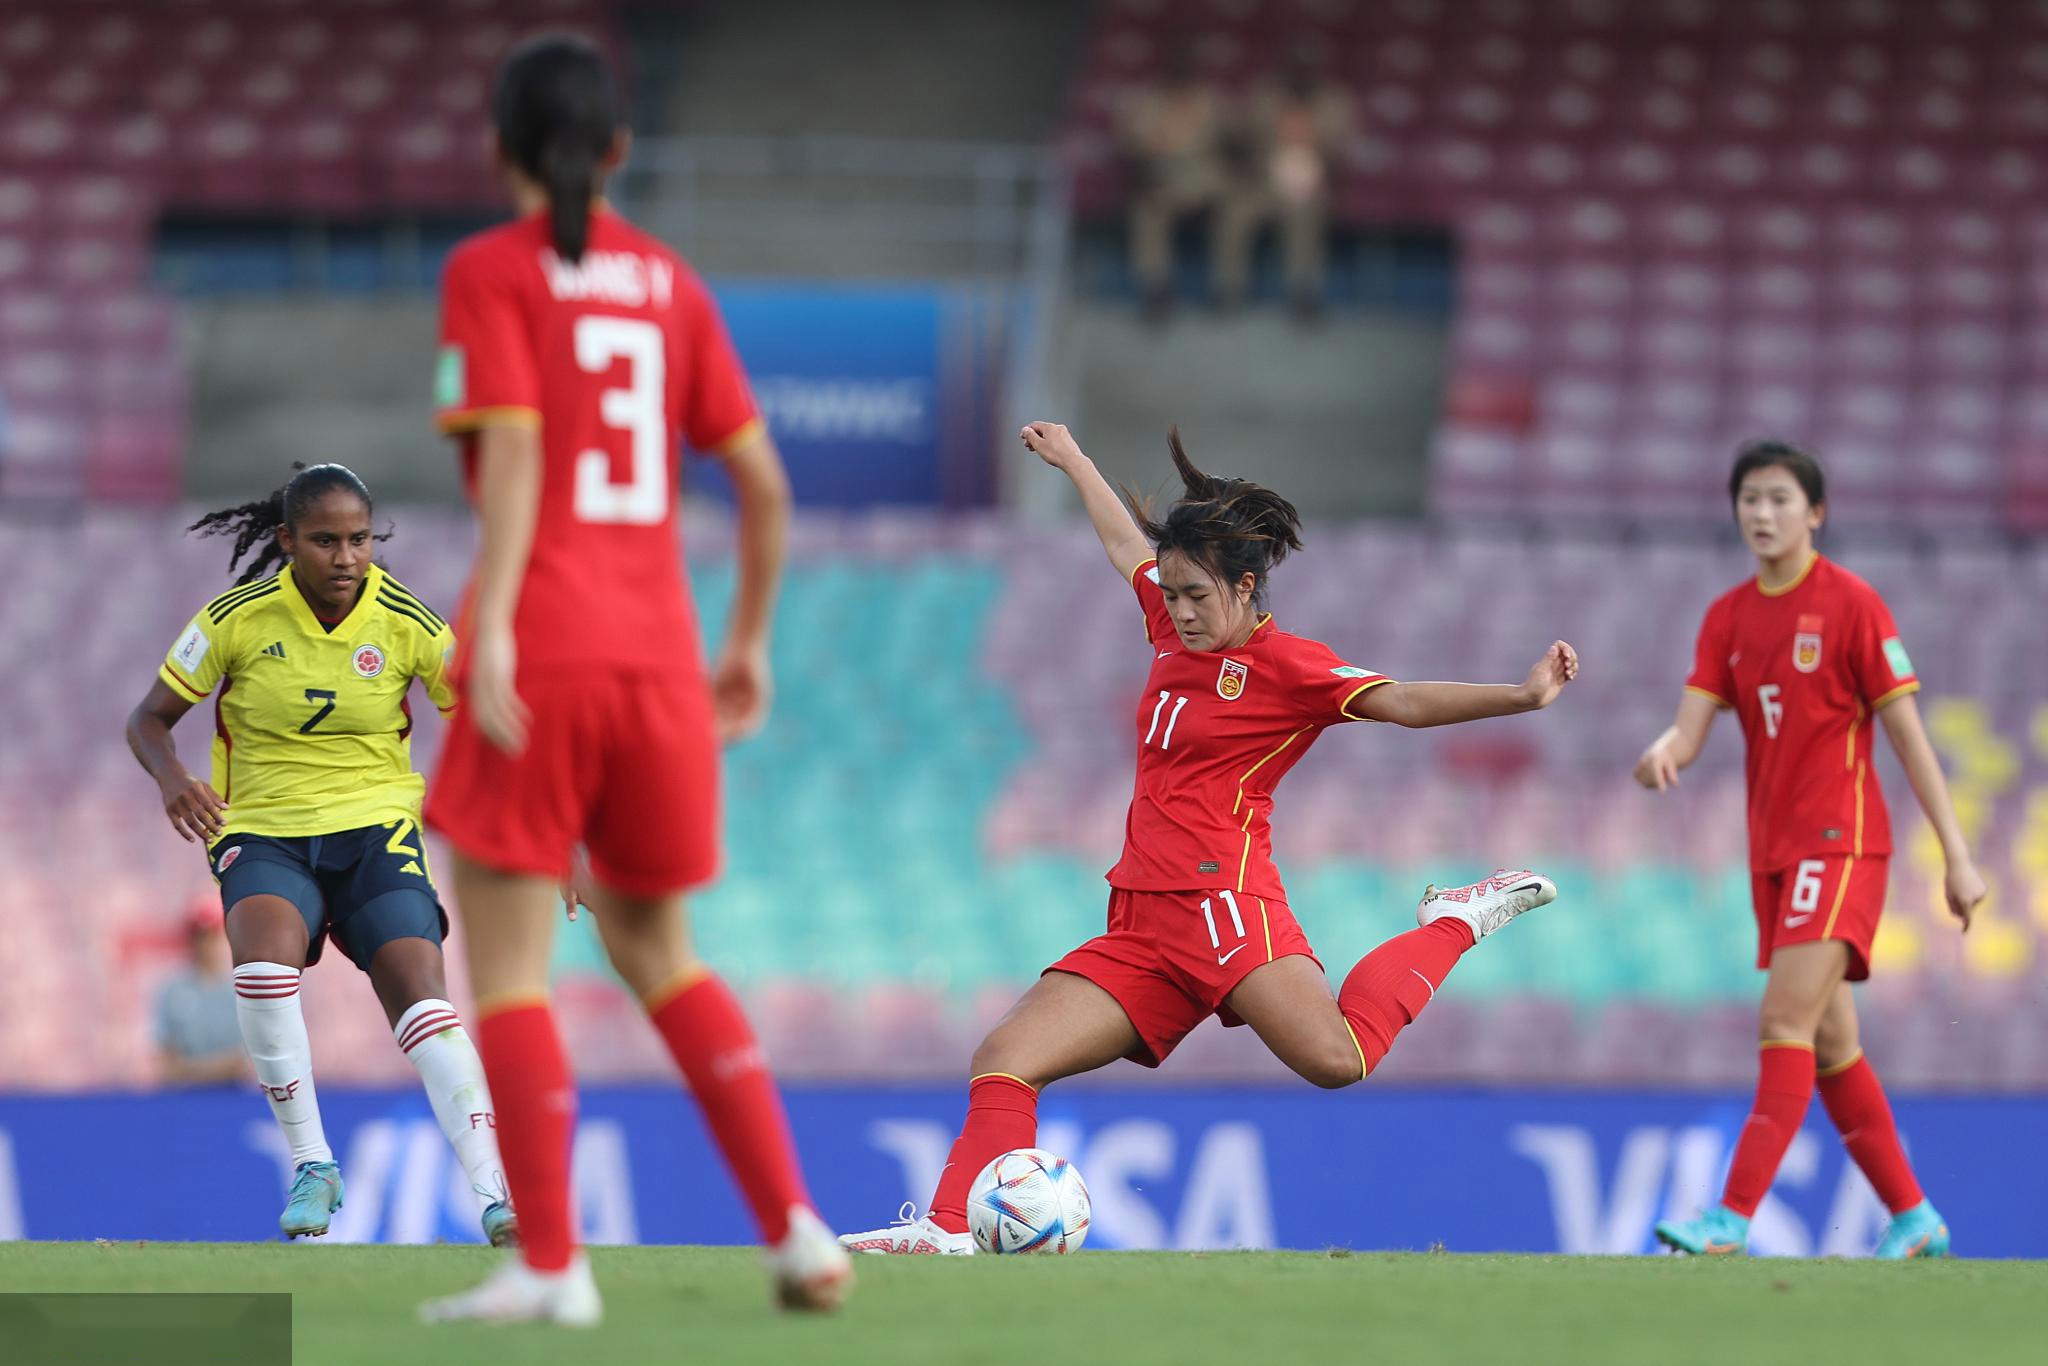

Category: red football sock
[928, 1073, 1039, 1235]
[1720, 1042, 1817, 1217]
[648, 970, 810, 1245]
[1337, 918, 1474, 1077]
[1818, 1052, 1924, 1214]
[475, 1002, 577, 1272]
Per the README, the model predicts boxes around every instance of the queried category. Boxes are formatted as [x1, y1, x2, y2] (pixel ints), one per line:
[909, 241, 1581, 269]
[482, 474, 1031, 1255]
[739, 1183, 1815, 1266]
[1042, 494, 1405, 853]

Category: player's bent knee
[1296, 1046, 1363, 1090]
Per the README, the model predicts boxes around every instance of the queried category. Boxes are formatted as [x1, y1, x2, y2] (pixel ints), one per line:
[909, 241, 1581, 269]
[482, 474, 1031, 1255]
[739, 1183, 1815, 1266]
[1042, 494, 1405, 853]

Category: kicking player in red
[1637, 441, 1986, 1259]
[841, 422, 1577, 1255]
[418, 37, 848, 1323]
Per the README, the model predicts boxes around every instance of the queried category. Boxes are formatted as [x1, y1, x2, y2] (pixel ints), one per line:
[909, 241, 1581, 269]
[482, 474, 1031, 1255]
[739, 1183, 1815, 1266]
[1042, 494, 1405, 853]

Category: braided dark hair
[188, 463, 383, 585]
[494, 35, 621, 265]
[1128, 426, 1304, 609]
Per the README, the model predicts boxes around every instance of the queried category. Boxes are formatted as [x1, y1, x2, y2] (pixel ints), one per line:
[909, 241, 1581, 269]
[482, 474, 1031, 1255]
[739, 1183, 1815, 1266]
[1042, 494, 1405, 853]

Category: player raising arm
[417, 37, 846, 1326]
[1636, 441, 1987, 1260]
[125, 464, 514, 1247]
[841, 423, 1578, 1255]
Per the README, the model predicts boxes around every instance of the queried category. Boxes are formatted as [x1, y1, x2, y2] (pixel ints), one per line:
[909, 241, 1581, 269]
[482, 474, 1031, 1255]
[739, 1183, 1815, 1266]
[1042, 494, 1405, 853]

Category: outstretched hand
[1519, 640, 1579, 712]
[1019, 421, 1085, 471]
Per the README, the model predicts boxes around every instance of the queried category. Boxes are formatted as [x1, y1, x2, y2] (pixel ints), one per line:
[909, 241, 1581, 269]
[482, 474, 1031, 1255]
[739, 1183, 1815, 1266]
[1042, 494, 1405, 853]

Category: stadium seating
[1065, 0, 2048, 530]
[3, 508, 2044, 1090]
[0, 1, 623, 503]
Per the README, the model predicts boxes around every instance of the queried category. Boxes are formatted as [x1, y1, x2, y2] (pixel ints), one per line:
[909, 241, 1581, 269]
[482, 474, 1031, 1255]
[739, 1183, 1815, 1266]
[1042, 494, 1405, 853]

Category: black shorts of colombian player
[209, 819, 448, 970]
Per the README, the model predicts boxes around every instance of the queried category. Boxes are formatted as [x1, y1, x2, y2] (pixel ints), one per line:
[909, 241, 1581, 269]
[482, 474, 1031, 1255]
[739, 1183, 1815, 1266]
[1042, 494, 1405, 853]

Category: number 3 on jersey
[572, 315, 667, 525]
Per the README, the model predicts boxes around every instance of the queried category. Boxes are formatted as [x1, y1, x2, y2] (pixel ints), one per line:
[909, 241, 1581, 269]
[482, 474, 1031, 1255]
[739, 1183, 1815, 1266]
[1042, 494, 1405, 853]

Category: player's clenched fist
[1020, 421, 1085, 471]
[1517, 640, 1578, 711]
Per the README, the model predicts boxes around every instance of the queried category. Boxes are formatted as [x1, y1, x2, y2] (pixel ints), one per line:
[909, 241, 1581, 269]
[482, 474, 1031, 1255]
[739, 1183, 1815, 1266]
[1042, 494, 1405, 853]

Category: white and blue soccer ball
[967, 1148, 1092, 1254]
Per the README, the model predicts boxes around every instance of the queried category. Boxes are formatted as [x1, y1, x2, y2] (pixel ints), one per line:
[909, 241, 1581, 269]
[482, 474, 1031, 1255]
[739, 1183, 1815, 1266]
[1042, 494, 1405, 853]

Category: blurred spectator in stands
[1217, 43, 1352, 320]
[154, 898, 246, 1087]
[1121, 39, 1228, 321]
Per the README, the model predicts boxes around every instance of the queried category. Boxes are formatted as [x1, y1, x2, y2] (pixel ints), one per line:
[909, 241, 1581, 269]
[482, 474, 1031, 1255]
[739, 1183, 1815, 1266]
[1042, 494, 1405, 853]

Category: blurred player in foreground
[125, 463, 514, 1246]
[1636, 441, 1987, 1259]
[842, 423, 1577, 1254]
[418, 36, 848, 1325]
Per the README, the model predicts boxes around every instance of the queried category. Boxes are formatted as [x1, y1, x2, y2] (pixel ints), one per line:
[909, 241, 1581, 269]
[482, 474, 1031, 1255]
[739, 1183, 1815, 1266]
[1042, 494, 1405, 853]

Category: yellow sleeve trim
[1345, 1021, 1370, 1081]
[707, 416, 767, 456]
[1870, 680, 1920, 710]
[1129, 557, 1159, 588]
[1684, 685, 1732, 709]
[437, 405, 542, 434]
[159, 663, 209, 704]
[1760, 1038, 1816, 1052]
[1338, 676, 1396, 721]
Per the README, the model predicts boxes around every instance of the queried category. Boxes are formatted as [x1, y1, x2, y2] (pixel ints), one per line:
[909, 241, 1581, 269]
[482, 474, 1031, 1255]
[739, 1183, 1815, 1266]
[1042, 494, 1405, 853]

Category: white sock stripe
[235, 988, 300, 999]
[1408, 968, 1438, 1002]
[397, 1012, 463, 1054]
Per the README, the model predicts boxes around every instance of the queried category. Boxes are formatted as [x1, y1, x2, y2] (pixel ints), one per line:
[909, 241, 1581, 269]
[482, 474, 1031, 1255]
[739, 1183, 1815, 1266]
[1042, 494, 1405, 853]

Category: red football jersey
[1686, 554, 1920, 873]
[434, 209, 761, 674]
[1107, 558, 1393, 900]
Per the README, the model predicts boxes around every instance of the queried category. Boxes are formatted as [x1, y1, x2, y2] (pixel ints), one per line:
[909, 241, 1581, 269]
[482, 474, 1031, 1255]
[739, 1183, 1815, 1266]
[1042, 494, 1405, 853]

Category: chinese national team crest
[1217, 658, 1249, 700]
[1793, 614, 1823, 673]
[353, 643, 386, 678]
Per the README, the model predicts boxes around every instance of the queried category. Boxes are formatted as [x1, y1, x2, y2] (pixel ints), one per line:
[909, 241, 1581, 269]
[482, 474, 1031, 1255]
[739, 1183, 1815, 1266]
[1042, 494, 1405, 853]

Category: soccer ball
[967, 1148, 1092, 1254]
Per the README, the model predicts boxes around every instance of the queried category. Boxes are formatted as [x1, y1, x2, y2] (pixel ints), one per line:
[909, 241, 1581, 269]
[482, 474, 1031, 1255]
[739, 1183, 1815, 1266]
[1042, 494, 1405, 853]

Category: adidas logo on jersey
[263, 642, 287, 659]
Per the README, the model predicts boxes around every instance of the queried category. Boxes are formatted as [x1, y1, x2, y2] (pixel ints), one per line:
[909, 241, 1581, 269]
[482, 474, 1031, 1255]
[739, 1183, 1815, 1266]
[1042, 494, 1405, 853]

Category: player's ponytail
[493, 34, 621, 265]
[1128, 426, 1304, 608]
[188, 463, 383, 585]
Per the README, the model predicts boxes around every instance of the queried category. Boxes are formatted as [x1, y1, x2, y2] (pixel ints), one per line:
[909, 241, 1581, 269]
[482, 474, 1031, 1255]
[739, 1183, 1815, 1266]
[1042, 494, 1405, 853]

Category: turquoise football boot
[1873, 1201, 1950, 1259]
[279, 1161, 344, 1239]
[1654, 1204, 1750, 1256]
[481, 1199, 520, 1249]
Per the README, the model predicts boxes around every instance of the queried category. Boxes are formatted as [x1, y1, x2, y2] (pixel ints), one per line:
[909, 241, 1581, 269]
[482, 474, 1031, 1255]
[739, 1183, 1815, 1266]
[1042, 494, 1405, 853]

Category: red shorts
[427, 669, 720, 898]
[1047, 886, 1319, 1067]
[1751, 854, 1887, 982]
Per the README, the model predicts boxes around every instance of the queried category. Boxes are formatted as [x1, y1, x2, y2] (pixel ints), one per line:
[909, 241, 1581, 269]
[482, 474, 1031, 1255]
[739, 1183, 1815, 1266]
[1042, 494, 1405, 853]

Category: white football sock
[394, 998, 508, 1213]
[232, 962, 332, 1168]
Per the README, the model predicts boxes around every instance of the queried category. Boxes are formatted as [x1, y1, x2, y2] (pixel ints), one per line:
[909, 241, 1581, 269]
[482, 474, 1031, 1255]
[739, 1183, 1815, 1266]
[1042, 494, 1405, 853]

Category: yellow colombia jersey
[158, 563, 456, 842]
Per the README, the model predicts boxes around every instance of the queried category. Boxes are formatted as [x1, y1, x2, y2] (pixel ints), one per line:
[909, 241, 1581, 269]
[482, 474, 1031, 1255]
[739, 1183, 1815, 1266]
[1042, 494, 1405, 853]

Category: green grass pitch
[1, 1242, 2038, 1366]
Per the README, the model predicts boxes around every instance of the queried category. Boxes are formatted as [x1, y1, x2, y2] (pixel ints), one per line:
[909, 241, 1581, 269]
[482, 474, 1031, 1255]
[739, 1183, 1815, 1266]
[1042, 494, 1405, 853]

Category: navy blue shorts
[209, 818, 448, 971]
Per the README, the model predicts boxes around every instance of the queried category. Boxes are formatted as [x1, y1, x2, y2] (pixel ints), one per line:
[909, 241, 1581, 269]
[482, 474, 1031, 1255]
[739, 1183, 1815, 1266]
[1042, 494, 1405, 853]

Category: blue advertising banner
[699, 284, 1007, 509]
[1, 1087, 2041, 1255]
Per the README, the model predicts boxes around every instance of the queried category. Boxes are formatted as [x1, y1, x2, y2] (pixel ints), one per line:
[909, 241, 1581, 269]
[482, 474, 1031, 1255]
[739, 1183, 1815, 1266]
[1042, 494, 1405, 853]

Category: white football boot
[1417, 868, 1557, 942]
[767, 1206, 856, 1311]
[418, 1254, 603, 1328]
[838, 1202, 975, 1256]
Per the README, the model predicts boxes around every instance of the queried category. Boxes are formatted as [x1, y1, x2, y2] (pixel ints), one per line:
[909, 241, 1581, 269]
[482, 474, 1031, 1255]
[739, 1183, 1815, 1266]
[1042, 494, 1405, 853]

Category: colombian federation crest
[216, 845, 242, 875]
[1217, 658, 1249, 700]
[1793, 614, 1823, 673]
[353, 643, 386, 678]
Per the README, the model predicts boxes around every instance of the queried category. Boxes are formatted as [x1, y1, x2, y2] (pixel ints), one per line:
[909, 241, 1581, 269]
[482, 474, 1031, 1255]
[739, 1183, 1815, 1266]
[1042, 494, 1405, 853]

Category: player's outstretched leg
[370, 935, 519, 1248]
[1814, 988, 1950, 1259]
[392, 997, 518, 1247]
[641, 966, 851, 1309]
[586, 880, 850, 1310]
[232, 959, 342, 1238]
[421, 863, 597, 1327]
[843, 970, 1140, 1255]
[1337, 870, 1558, 1077]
